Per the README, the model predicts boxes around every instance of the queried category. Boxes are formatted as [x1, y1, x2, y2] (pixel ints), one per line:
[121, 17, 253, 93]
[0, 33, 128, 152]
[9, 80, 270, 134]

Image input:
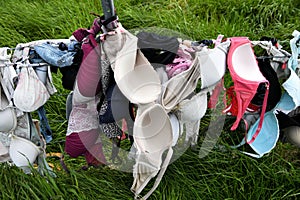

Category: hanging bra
[225, 37, 269, 144]
[104, 27, 161, 105]
[0, 48, 17, 133]
[131, 103, 173, 200]
[13, 65, 50, 112]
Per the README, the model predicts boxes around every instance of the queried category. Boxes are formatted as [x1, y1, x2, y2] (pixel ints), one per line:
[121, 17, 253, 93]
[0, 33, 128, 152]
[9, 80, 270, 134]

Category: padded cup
[13, 67, 50, 112]
[9, 135, 41, 167]
[0, 94, 17, 133]
[0, 108, 17, 133]
[177, 90, 207, 122]
[198, 46, 227, 89]
[112, 30, 161, 104]
[116, 63, 161, 104]
[134, 104, 172, 151]
[231, 42, 266, 82]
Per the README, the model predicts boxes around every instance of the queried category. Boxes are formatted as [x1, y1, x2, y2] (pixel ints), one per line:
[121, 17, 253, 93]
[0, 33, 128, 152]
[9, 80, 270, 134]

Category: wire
[0, 62, 49, 68]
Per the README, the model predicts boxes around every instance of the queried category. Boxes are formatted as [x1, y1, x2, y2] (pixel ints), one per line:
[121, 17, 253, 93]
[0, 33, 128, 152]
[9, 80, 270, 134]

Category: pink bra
[225, 37, 269, 144]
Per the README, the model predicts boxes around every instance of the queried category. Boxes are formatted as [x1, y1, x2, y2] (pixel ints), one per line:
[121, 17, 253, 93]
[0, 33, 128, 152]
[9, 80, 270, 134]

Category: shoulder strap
[246, 83, 269, 144]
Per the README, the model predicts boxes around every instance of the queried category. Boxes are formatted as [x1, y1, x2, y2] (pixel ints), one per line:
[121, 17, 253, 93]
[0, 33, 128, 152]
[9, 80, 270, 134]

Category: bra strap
[246, 82, 269, 144]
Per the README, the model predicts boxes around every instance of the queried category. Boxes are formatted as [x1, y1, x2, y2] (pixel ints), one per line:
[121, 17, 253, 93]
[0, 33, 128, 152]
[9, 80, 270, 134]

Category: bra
[13, 66, 50, 112]
[225, 37, 269, 144]
[131, 103, 173, 199]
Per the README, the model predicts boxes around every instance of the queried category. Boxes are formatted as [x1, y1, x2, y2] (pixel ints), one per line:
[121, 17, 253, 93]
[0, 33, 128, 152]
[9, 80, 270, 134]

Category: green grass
[1, 0, 300, 199]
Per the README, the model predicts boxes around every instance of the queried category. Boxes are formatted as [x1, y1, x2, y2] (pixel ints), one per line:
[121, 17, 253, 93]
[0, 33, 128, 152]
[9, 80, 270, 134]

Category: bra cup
[177, 91, 207, 122]
[14, 67, 50, 112]
[246, 111, 279, 156]
[0, 94, 17, 133]
[116, 62, 161, 104]
[9, 135, 41, 167]
[231, 43, 266, 82]
[199, 46, 226, 89]
[0, 108, 17, 133]
[114, 31, 161, 104]
[134, 104, 172, 151]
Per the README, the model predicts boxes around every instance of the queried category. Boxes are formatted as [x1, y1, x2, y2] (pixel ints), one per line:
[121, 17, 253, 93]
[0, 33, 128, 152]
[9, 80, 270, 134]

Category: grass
[1, 0, 300, 199]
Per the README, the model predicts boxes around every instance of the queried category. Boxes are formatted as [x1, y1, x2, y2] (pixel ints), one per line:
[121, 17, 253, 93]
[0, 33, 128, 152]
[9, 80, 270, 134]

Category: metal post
[101, 0, 115, 20]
